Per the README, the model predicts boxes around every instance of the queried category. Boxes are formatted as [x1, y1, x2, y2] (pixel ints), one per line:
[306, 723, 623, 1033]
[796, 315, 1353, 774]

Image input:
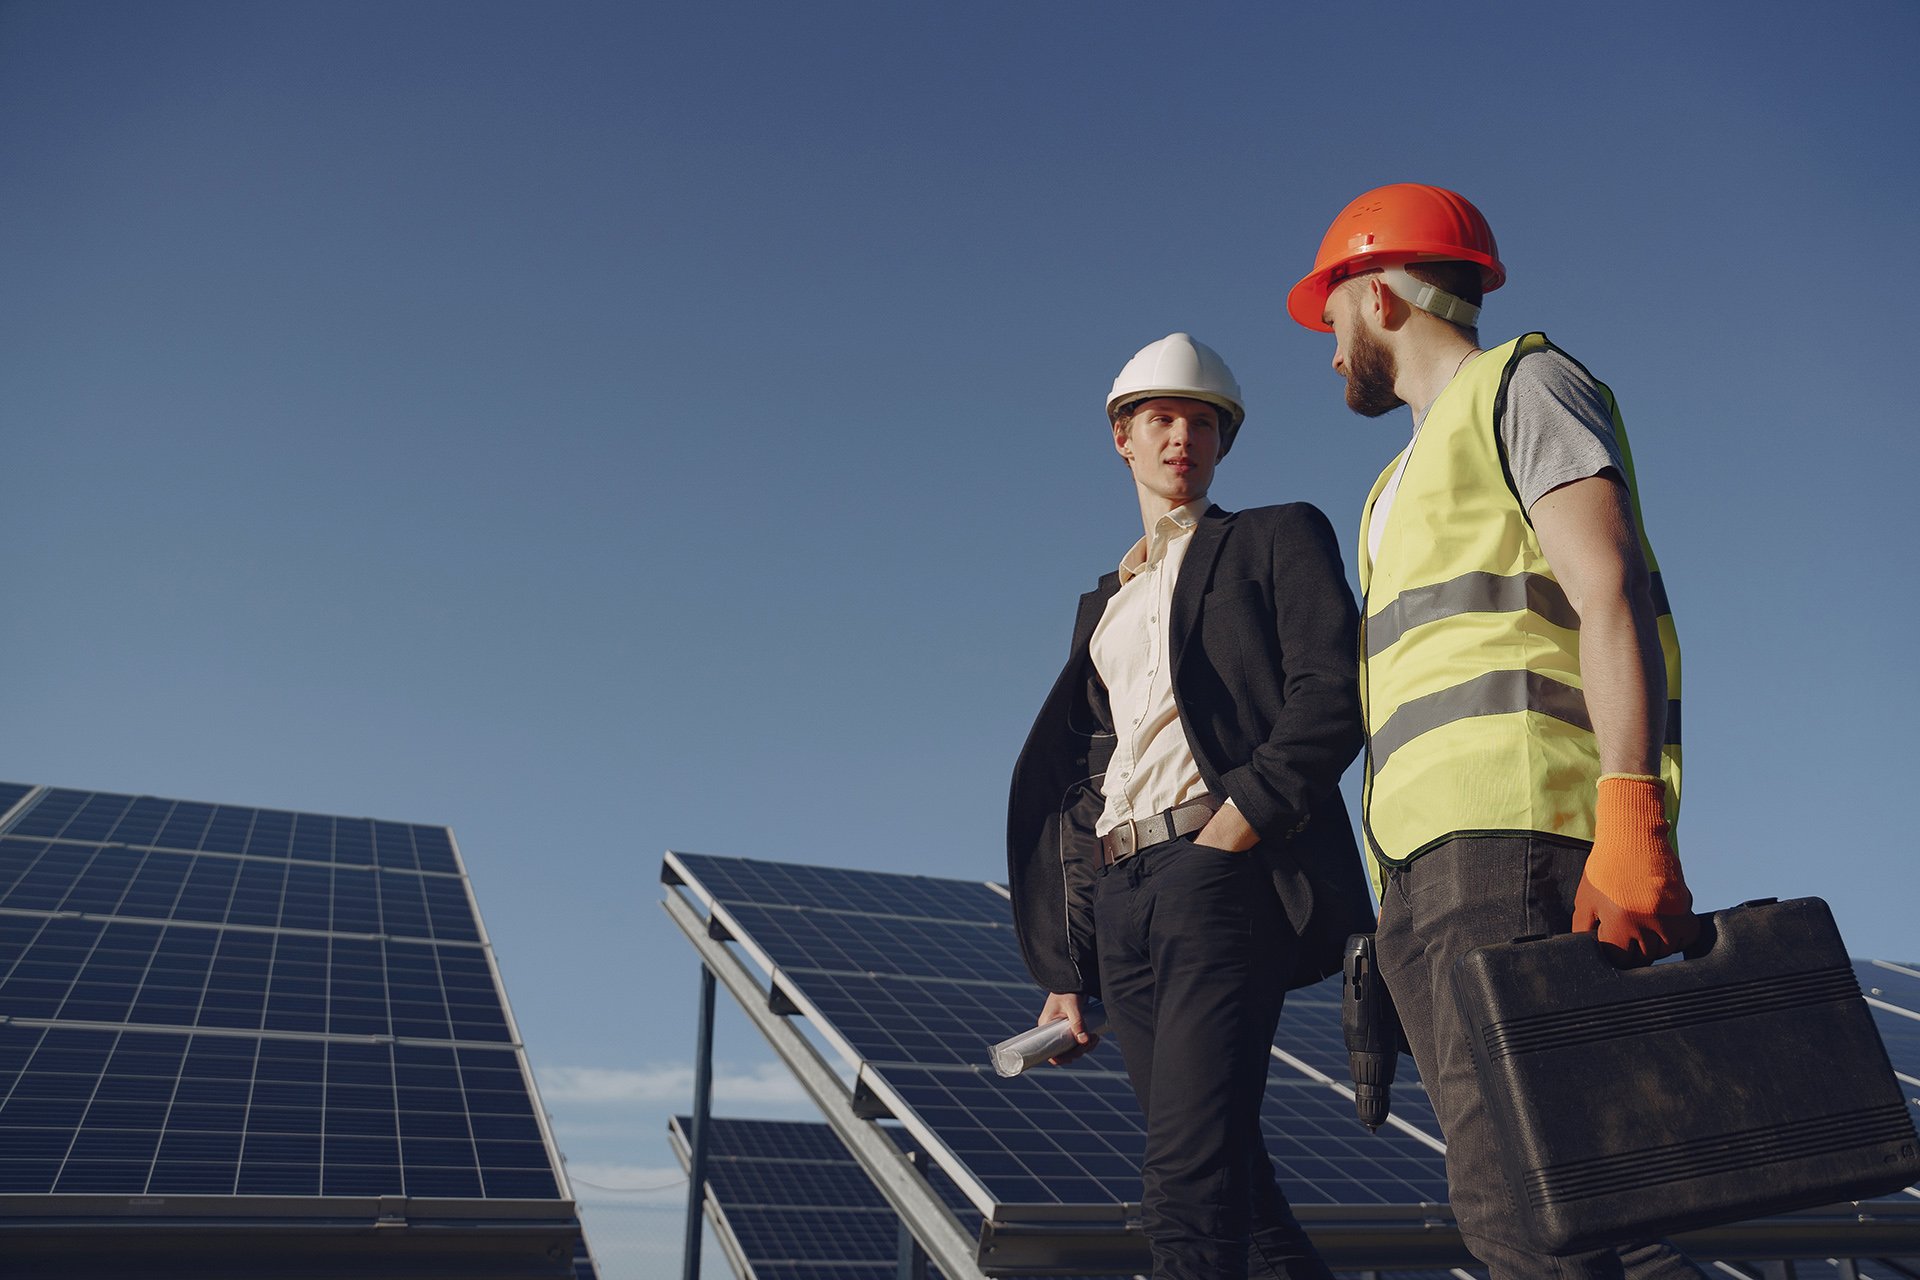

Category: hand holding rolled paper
[989, 996, 1109, 1076]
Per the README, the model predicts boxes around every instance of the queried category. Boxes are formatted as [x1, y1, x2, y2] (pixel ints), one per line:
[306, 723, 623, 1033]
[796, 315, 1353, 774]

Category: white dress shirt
[1090, 501, 1234, 838]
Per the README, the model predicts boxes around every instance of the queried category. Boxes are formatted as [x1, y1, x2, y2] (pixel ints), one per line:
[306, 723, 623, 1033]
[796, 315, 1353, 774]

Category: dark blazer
[1007, 502, 1374, 997]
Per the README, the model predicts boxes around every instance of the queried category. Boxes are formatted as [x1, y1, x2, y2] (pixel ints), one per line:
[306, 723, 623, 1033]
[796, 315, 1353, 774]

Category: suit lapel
[1171, 505, 1231, 673]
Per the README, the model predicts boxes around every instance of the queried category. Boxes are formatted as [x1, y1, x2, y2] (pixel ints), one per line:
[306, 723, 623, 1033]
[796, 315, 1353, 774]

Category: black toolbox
[1451, 896, 1920, 1254]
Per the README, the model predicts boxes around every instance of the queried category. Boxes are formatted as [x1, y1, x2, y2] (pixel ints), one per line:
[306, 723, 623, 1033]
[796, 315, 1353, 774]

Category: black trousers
[1093, 836, 1333, 1280]
[1375, 835, 1705, 1280]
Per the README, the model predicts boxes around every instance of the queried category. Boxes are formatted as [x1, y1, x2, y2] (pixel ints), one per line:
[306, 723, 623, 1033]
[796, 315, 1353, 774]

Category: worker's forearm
[1577, 588, 1667, 778]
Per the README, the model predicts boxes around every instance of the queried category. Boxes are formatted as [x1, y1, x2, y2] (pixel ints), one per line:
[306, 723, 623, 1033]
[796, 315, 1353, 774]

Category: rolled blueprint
[988, 1001, 1110, 1077]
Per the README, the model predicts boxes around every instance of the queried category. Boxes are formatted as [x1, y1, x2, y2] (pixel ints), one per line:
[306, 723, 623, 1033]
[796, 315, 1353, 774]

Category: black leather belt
[1099, 797, 1221, 867]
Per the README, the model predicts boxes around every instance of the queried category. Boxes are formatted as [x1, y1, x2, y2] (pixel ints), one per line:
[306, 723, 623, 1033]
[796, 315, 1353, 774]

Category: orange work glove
[1573, 773, 1700, 966]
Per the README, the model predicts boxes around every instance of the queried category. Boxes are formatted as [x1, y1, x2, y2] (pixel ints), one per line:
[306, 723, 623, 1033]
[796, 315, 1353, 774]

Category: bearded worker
[1287, 182, 1707, 1279]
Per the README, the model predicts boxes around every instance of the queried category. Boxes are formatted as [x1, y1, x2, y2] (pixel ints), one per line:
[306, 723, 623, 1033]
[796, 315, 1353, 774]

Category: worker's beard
[1345, 324, 1405, 417]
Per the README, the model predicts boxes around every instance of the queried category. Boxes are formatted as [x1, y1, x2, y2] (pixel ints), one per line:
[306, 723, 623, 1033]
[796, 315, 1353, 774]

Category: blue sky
[3, 4, 1916, 1276]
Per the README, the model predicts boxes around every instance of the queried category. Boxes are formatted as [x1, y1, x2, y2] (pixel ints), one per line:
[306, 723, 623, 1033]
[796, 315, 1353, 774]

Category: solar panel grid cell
[0, 1024, 553, 1199]
[0, 917, 508, 1042]
[723, 1203, 903, 1262]
[669, 1117, 977, 1280]
[723, 903, 1032, 986]
[703, 1156, 898, 1210]
[572, 1236, 601, 1280]
[748, 1266, 901, 1280]
[1859, 961, 1920, 1014]
[0, 783, 36, 818]
[0, 789, 457, 875]
[1271, 980, 1351, 1080]
[790, 969, 1101, 1071]
[0, 839, 481, 945]
[673, 853, 1009, 925]
[1870, 1007, 1920, 1082]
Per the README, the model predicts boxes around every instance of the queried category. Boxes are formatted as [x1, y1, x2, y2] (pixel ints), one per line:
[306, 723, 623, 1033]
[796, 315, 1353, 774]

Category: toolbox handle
[1505, 915, 1719, 966]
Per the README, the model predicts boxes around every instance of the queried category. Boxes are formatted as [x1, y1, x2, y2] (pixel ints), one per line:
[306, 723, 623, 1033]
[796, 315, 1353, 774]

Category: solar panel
[0, 780, 585, 1277]
[784, 969, 1079, 1071]
[0, 1025, 550, 1197]
[874, 1065, 1451, 1211]
[721, 901, 1032, 986]
[4, 788, 459, 873]
[0, 913, 507, 1041]
[1871, 1007, 1920, 1081]
[1271, 976, 1357, 1081]
[672, 852, 1011, 925]
[664, 852, 1455, 1227]
[0, 837, 477, 938]
[1860, 960, 1920, 1015]
[1856, 963, 1920, 1163]
[0, 784, 35, 823]
[669, 853, 1920, 1275]
[671, 1114, 1481, 1280]
[669, 1115, 965, 1280]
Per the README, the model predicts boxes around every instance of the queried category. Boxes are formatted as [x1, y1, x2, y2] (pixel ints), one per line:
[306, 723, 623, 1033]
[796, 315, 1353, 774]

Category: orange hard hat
[1287, 183, 1506, 331]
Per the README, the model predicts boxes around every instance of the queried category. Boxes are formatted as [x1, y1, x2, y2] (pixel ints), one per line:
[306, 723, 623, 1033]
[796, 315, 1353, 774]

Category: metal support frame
[896, 1153, 929, 1280]
[662, 892, 988, 1280]
[680, 965, 717, 1280]
[895, 1219, 929, 1280]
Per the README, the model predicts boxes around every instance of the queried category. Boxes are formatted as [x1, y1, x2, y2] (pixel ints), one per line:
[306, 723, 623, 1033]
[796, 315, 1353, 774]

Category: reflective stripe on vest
[1357, 333, 1682, 877]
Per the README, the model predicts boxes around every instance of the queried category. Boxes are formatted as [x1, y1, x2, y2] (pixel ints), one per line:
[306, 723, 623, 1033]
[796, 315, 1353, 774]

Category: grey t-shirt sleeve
[1499, 349, 1627, 510]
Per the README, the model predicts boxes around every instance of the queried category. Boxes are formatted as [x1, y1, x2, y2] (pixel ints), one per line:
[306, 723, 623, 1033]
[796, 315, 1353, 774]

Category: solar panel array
[0, 782, 571, 1213]
[667, 851, 1453, 1219]
[667, 852, 1920, 1279]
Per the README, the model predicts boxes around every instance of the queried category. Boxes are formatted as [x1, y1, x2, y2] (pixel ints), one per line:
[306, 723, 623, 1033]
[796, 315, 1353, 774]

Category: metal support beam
[662, 892, 988, 1280]
[679, 965, 717, 1280]
[896, 1153, 929, 1280]
[896, 1219, 929, 1280]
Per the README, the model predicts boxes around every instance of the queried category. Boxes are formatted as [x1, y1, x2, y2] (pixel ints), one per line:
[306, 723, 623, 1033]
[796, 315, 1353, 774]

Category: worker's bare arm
[1530, 473, 1665, 777]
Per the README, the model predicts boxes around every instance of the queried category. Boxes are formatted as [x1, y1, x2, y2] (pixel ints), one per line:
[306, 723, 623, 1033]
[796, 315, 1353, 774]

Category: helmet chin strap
[1381, 264, 1480, 327]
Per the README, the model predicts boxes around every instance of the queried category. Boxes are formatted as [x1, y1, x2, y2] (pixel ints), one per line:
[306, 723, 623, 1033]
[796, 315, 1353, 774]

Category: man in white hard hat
[1007, 333, 1373, 1280]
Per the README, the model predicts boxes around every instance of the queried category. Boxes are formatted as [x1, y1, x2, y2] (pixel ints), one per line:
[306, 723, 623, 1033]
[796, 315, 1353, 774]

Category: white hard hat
[1105, 332, 1246, 455]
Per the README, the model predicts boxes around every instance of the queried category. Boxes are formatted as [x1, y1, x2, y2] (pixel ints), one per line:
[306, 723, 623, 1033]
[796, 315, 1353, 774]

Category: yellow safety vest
[1357, 333, 1681, 886]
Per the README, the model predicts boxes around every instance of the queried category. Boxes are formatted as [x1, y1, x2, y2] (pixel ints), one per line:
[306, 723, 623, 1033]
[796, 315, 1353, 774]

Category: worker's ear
[1366, 274, 1407, 330]
[1112, 416, 1134, 464]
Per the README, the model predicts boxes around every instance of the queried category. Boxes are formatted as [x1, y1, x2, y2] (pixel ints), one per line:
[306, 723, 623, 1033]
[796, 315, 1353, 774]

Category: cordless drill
[1341, 933, 1404, 1132]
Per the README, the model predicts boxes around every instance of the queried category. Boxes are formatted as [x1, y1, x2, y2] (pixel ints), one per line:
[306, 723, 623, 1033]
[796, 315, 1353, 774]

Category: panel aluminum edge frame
[432, 825, 578, 1207]
[0, 785, 45, 834]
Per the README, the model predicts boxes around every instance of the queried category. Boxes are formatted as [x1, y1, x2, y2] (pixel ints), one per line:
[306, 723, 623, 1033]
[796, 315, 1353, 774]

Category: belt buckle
[1111, 817, 1141, 865]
